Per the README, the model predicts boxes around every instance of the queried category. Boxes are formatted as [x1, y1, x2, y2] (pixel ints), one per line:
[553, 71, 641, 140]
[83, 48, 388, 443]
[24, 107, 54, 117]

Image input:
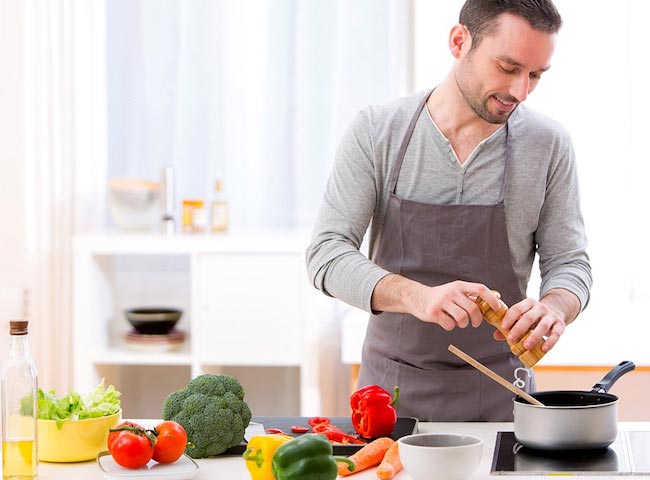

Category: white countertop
[35, 422, 650, 480]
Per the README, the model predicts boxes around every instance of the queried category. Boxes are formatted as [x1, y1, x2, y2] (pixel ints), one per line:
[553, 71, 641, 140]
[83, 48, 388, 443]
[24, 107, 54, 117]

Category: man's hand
[371, 275, 501, 331]
[496, 288, 581, 352]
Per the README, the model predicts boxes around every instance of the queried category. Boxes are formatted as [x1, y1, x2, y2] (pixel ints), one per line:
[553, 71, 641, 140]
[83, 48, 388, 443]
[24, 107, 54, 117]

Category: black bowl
[124, 308, 182, 335]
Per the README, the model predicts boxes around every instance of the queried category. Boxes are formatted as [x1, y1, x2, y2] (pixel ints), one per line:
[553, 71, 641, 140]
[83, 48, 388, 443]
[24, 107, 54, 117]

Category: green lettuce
[23, 379, 121, 429]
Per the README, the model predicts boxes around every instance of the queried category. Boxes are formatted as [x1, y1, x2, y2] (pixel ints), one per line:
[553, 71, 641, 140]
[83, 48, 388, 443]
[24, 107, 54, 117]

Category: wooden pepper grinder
[475, 294, 546, 368]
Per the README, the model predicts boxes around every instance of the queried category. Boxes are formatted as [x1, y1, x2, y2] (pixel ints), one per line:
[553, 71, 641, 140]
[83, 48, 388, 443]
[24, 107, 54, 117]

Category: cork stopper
[9, 320, 28, 335]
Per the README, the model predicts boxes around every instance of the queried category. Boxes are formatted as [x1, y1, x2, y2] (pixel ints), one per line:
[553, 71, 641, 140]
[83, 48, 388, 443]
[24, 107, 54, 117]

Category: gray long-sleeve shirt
[306, 91, 592, 313]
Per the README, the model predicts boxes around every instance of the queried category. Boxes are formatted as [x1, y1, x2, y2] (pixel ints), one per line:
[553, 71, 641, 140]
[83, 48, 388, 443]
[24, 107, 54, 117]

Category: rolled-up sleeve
[305, 109, 391, 312]
[536, 143, 593, 310]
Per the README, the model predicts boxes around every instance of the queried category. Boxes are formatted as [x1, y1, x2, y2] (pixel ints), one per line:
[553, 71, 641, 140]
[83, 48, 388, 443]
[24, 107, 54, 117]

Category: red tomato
[108, 423, 155, 469]
[307, 416, 331, 427]
[107, 421, 145, 452]
[152, 421, 188, 464]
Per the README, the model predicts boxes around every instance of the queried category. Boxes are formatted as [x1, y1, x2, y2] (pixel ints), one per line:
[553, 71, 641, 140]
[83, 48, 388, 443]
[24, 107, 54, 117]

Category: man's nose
[510, 75, 530, 103]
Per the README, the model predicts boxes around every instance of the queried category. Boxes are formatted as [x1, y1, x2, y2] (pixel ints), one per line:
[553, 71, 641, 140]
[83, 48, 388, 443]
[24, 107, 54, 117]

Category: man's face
[454, 13, 556, 124]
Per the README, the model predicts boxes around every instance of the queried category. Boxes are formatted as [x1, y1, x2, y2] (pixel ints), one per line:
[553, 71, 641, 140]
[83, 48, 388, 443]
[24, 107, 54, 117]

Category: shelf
[198, 357, 304, 367]
[74, 229, 312, 255]
[92, 345, 193, 366]
[73, 228, 328, 416]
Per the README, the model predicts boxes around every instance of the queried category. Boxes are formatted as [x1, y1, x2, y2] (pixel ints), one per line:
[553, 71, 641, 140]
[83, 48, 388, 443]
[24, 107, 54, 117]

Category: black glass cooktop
[491, 431, 650, 475]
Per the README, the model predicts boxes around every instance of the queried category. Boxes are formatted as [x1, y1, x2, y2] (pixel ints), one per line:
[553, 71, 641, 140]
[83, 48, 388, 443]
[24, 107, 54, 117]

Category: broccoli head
[162, 374, 252, 458]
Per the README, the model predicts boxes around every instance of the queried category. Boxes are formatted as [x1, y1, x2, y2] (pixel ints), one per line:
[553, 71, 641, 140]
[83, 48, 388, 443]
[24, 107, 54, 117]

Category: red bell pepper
[308, 416, 331, 427]
[311, 424, 366, 444]
[350, 385, 399, 438]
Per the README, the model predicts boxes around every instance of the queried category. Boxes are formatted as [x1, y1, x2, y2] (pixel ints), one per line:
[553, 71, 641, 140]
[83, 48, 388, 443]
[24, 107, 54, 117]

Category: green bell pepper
[271, 433, 355, 480]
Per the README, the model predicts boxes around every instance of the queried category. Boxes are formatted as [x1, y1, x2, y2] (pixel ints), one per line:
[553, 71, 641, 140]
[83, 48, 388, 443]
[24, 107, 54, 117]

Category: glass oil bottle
[1, 321, 38, 480]
[210, 179, 228, 232]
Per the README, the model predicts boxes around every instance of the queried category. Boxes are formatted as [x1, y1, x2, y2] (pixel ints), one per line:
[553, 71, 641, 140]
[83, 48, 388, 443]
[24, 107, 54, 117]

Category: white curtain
[23, 0, 107, 392]
[106, 0, 413, 230]
[14, 0, 412, 413]
[104, 0, 412, 415]
[0, 0, 27, 364]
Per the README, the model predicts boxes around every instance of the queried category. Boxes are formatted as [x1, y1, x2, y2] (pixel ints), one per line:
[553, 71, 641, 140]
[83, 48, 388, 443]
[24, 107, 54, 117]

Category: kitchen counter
[34, 421, 650, 479]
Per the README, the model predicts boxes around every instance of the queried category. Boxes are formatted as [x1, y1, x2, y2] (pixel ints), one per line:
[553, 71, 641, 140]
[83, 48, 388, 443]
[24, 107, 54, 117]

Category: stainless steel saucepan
[513, 360, 635, 450]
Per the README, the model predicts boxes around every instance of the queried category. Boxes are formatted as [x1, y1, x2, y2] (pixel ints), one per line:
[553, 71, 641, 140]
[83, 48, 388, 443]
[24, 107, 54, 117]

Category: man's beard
[455, 72, 518, 124]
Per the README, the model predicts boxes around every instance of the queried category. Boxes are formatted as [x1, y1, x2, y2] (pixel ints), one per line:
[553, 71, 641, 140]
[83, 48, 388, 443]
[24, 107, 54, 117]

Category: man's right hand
[371, 275, 501, 331]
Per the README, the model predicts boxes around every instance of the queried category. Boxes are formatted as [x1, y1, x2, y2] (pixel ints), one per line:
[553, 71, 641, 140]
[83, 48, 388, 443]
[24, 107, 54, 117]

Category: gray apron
[357, 90, 533, 422]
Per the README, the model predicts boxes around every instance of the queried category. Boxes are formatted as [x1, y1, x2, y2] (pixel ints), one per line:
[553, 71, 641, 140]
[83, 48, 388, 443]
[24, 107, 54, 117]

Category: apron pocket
[385, 357, 481, 422]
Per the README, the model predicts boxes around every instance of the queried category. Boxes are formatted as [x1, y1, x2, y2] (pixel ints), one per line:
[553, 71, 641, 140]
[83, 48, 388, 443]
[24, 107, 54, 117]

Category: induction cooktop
[491, 431, 650, 475]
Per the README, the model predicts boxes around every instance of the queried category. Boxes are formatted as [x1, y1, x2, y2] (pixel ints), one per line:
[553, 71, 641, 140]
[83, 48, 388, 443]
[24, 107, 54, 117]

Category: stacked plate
[124, 308, 186, 352]
[124, 329, 186, 352]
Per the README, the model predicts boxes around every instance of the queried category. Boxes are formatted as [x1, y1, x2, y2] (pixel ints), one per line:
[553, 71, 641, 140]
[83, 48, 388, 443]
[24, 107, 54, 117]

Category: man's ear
[449, 23, 472, 59]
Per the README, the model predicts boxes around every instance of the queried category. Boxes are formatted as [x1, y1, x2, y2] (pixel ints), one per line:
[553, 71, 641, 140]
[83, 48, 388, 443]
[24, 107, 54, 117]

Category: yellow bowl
[37, 410, 122, 462]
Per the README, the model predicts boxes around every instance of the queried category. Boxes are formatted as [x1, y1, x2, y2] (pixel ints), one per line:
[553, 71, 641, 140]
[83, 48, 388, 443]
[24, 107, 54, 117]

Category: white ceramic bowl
[108, 178, 160, 231]
[397, 433, 483, 480]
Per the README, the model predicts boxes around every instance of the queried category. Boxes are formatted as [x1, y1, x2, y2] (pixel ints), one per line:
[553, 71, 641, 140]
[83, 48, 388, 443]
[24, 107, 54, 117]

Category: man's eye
[530, 72, 542, 80]
[498, 65, 516, 74]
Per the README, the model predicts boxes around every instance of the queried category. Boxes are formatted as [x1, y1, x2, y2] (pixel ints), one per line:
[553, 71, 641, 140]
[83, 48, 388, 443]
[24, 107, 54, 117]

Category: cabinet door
[196, 253, 304, 365]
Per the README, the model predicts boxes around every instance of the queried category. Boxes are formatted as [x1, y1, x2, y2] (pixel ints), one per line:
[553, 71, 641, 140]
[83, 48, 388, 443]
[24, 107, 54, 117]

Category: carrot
[376, 440, 403, 480]
[337, 437, 395, 477]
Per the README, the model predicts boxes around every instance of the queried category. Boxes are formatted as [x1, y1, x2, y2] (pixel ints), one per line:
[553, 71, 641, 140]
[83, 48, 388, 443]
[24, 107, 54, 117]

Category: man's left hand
[494, 297, 566, 352]
[494, 289, 581, 352]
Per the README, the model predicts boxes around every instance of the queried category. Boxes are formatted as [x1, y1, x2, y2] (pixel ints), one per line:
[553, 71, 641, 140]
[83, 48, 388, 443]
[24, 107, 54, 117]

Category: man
[306, 0, 591, 421]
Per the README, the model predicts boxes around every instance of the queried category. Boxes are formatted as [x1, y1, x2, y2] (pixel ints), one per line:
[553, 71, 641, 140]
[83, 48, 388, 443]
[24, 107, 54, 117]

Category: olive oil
[2, 439, 37, 480]
[1, 321, 38, 480]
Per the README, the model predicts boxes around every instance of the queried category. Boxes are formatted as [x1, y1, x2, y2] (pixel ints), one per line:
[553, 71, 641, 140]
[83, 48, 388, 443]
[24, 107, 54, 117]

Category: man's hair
[459, 0, 562, 50]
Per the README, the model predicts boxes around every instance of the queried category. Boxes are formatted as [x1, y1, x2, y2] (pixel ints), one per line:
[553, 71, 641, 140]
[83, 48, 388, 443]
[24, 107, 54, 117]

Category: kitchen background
[1, 0, 649, 419]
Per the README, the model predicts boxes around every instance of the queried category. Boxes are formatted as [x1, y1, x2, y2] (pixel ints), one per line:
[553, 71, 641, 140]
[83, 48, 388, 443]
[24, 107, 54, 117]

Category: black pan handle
[591, 360, 635, 393]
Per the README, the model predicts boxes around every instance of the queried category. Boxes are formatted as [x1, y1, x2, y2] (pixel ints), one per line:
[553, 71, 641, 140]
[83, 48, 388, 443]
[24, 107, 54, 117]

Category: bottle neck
[9, 334, 30, 357]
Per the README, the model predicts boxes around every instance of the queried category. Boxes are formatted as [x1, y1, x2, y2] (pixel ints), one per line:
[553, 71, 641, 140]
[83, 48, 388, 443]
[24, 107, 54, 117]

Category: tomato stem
[110, 425, 146, 435]
[145, 430, 158, 447]
[109, 424, 158, 447]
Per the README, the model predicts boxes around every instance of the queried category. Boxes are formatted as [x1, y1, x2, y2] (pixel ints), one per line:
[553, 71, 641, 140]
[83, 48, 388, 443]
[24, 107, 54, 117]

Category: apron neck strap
[389, 89, 514, 204]
[497, 122, 513, 204]
[389, 90, 431, 194]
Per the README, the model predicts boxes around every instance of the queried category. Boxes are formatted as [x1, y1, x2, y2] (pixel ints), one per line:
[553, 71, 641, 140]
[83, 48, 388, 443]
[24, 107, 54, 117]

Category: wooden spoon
[448, 344, 544, 407]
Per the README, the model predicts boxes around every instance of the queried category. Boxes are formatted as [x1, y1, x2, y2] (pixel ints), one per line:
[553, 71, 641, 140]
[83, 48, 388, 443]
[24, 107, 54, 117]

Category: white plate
[97, 451, 199, 480]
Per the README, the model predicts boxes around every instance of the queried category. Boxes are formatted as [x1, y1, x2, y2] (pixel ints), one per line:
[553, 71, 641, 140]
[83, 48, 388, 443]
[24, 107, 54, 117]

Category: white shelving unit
[72, 230, 335, 417]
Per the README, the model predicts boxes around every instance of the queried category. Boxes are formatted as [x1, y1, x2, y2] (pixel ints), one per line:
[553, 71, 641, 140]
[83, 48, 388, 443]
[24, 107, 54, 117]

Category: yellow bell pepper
[242, 434, 292, 480]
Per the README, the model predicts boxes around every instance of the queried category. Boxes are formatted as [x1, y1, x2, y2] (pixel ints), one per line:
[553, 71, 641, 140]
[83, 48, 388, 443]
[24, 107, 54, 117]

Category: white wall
[413, 1, 650, 365]
[0, 1, 26, 338]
